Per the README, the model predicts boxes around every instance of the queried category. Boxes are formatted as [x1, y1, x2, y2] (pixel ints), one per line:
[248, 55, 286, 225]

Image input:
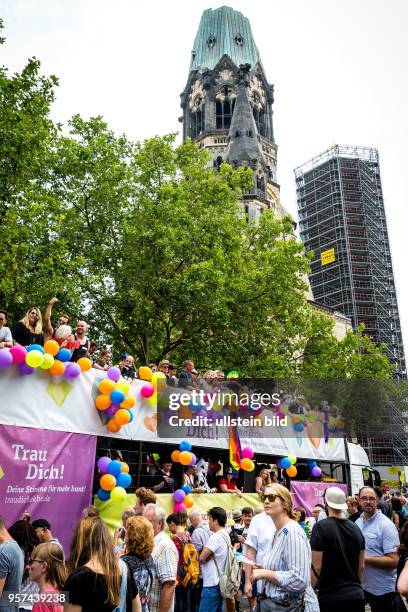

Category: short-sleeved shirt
[172, 532, 190, 573]
[0, 540, 24, 612]
[310, 517, 365, 602]
[10, 322, 44, 347]
[356, 510, 400, 595]
[32, 586, 63, 612]
[178, 371, 193, 388]
[201, 529, 228, 587]
[0, 326, 12, 344]
[64, 565, 137, 612]
[244, 511, 276, 590]
[217, 478, 237, 492]
[150, 531, 178, 612]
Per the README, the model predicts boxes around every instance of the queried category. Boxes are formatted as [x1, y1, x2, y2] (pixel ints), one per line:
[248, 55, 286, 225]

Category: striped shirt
[262, 519, 319, 612]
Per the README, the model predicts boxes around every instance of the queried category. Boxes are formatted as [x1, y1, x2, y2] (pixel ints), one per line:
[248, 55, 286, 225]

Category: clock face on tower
[189, 80, 205, 110]
[248, 74, 266, 110]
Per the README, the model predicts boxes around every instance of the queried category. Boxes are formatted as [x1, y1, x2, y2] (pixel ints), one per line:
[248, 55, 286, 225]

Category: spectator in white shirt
[0, 311, 12, 348]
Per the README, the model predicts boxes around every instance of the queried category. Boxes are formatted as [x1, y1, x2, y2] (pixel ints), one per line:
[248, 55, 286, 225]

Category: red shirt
[218, 478, 237, 491]
[172, 531, 190, 571]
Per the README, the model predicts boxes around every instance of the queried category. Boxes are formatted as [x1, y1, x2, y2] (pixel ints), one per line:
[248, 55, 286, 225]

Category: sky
[2, 0, 408, 351]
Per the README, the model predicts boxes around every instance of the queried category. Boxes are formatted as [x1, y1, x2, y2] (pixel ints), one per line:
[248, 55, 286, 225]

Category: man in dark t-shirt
[310, 486, 365, 612]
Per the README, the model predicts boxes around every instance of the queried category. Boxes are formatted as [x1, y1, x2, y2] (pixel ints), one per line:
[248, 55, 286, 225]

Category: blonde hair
[259, 469, 272, 486]
[21, 307, 43, 334]
[346, 496, 359, 508]
[125, 516, 154, 559]
[55, 325, 72, 340]
[264, 483, 297, 519]
[31, 542, 67, 590]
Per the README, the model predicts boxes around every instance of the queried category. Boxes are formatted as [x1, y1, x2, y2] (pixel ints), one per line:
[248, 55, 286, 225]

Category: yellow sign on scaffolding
[321, 248, 335, 266]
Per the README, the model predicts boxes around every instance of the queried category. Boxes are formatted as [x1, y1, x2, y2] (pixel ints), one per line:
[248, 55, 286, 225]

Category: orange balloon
[184, 494, 194, 509]
[100, 474, 116, 491]
[49, 359, 65, 377]
[179, 451, 192, 466]
[121, 462, 129, 474]
[95, 394, 111, 411]
[115, 409, 131, 425]
[178, 406, 192, 420]
[77, 357, 92, 372]
[171, 450, 181, 463]
[240, 458, 255, 472]
[107, 419, 121, 433]
[44, 339, 59, 357]
[138, 366, 152, 381]
[286, 466, 297, 478]
[99, 379, 116, 395]
[121, 396, 136, 409]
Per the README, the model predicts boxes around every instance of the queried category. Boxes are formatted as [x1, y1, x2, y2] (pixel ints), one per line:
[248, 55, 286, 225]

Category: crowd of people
[2, 483, 408, 612]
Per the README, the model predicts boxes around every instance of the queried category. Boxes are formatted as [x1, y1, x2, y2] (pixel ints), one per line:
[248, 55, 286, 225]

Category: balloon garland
[97, 456, 132, 502]
[171, 440, 196, 512]
[0, 343, 92, 378]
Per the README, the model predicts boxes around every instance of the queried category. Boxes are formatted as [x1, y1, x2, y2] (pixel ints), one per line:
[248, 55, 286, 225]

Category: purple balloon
[105, 404, 120, 417]
[0, 349, 13, 368]
[64, 362, 81, 379]
[189, 453, 197, 466]
[97, 456, 112, 473]
[311, 466, 322, 477]
[19, 362, 35, 375]
[107, 366, 121, 382]
[173, 489, 186, 503]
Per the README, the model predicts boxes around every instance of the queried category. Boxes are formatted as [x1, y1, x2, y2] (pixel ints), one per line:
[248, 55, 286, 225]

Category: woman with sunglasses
[251, 484, 319, 611]
[29, 542, 67, 612]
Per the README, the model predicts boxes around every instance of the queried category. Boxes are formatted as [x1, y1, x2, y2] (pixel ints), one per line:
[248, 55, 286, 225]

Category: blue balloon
[56, 348, 71, 362]
[280, 457, 291, 469]
[111, 390, 126, 405]
[117, 473, 132, 488]
[97, 488, 111, 501]
[307, 460, 317, 468]
[128, 411, 134, 422]
[181, 484, 191, 494]
[107, 460, 122, 478]
[294, 422, 304, 432]
[179, 440, 192, 452]
[27, 344, 45, 354]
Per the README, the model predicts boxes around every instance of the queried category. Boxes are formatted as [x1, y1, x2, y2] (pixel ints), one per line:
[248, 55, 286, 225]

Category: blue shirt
[356, 510, 399, 595]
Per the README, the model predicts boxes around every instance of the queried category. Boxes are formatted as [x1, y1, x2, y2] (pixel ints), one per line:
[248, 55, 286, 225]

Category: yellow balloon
[138, 366, 152, 381]
[26, 350, 44, 368]
[40, 353, 54, 370]
[115, 380, 130, 395]
[152, 372, 167, 392]
[147, 391, 157, 409]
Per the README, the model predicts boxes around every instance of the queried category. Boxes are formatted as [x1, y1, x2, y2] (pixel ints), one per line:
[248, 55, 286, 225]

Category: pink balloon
[141, 383, 155, 398]
[241, 447, 254, 460]
[173, 502, 187, 513]
[10, 345, 27, 365]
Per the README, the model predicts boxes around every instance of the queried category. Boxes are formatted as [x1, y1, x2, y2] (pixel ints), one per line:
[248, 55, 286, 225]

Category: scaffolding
[295, 145, 406, 379]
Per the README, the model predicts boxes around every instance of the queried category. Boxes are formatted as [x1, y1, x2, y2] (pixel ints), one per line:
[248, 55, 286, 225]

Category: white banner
[0, 369, 345, 461]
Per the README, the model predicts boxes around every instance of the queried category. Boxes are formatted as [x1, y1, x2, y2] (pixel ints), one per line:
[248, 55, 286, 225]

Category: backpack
[213, 529, 241, 600]
[175, 534, 200, 589]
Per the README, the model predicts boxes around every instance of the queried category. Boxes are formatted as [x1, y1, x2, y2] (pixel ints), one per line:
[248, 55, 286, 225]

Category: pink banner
[0, 424, 96, 552]
[291, 481, 348, 516]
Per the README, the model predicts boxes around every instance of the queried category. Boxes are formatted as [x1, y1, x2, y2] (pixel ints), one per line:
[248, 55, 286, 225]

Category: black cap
[32, 518, 51, 530]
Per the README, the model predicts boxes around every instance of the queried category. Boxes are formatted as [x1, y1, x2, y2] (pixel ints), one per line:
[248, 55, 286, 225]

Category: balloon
[240, 458, 255, 471]
[121, 396, 135, 409]
[77, 357, 92, 372]
[107, 366, 121, 382]
[64, 362, 81, 379]
[288, 454, 297, 465]
[114, 409, 131, 426]
[140, 383, 155, 398]
[292, 415, 302, 424]
[0, 349, 12, 368]
[121, 462, 130, 474]
[294, 423, 304, 432]
[280, 457, 291, 469]
[189, 453, 197, 466]
[107, 419, 121, 433]
[44, 340, 59, 357]
[173, 489, 186, 503]
[25, 350, 44, 368]
[152, 372, 167, 392]
[56, 348, 71, 363]
[138, 366, 152, 381]
[97, 488, 111, 501]
[241, 447, 254, 460]
[277, 411, 286, 420]
[171, 450, 181, 463]
[97, 457, 111, 473]
[128, 410, 134, 422]
[27, 344, 45, 354]
[95, 394, 111, 411]
[117, 473, 132, 488]
[100, 474, 116, 491]
[286, 466, 297, 478]
[40, 353, 54, 370]
[99, 379, 116, 395]
[179, 451, 193, 466]
[311, 466, 322, 477]
[179, 440, 192, 452]
[181, 485, 191, 494]
[19, 362, 35, 375]
[105, 404, 119, 417]
[110, 486, 127, 503]
[184, 494, 194, 509]
[115, 380, 130, 395]
[173, 502, 187, 513]
[107, 460, 123, 478]
[111, 389, 126, 405]
[10, 345, 27, 364]
[307, 460, 317, 468]
[49, 360, 65, 377]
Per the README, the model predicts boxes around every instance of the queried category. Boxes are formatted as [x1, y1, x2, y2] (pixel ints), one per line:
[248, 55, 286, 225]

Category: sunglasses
[261, 493, 283, 503]
[29, 559, 45, 565]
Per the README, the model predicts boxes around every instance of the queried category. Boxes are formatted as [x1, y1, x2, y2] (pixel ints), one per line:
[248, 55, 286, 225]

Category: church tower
[180, 6, 285, 220]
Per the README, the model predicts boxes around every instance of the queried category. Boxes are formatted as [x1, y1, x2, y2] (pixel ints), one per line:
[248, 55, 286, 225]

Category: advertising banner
[290, 480, 348, 516]
[0, 424, 96, 552]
